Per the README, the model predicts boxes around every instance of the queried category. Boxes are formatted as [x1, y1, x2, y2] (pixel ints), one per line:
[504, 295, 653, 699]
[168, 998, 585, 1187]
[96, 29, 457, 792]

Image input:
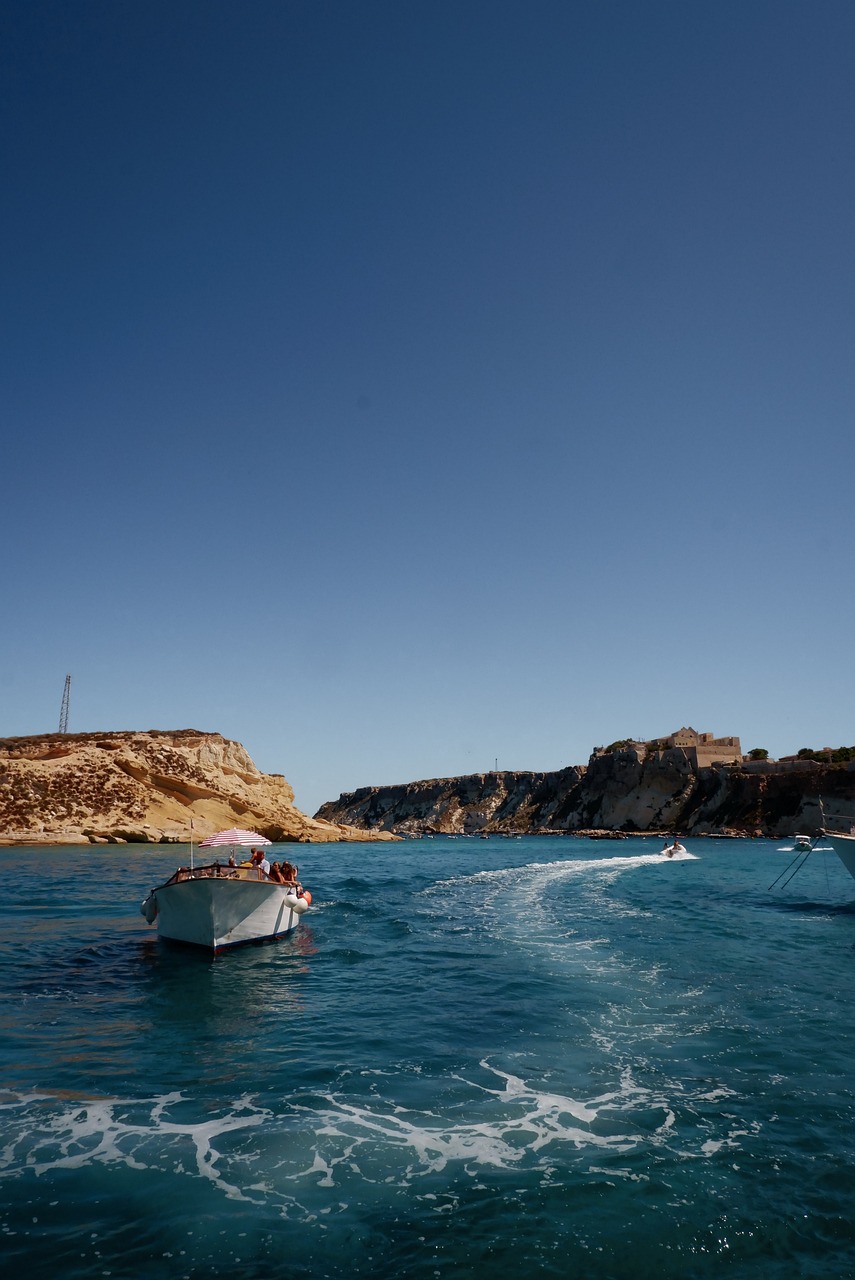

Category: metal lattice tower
[58, 674, 71, 734]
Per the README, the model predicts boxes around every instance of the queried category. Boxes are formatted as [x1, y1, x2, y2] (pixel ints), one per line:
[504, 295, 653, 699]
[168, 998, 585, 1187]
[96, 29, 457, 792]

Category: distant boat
[139, 828, 311, 952]
[793, 834, 814, 851]
[661, 839, 687, 858]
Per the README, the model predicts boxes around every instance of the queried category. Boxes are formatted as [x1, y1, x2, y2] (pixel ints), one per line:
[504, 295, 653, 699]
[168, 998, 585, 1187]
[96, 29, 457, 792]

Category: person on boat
[281, 859, 297, 883]
[251, 848, 271, 877]
[268, 861, 288, 884]
[662, 839, 674, 858]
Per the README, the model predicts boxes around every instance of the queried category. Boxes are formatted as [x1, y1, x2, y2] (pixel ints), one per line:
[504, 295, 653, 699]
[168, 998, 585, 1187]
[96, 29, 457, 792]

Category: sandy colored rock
[0, 729, 397, 846]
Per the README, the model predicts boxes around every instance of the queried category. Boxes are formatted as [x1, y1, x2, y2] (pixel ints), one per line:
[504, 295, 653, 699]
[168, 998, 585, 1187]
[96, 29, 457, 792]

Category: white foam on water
[0, 1089, 270, 1203]
[422, 851, 700, 980]
[0, 1056, 743, 1208]
[429, 850, 698, 897]
[282, 1061, 649, 1187]
[699, 1121, 760, 1157]
[423, 851, 699, 930]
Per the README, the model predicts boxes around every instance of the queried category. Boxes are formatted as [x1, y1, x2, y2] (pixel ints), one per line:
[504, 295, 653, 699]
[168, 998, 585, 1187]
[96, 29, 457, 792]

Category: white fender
[141, 893, 158, 923]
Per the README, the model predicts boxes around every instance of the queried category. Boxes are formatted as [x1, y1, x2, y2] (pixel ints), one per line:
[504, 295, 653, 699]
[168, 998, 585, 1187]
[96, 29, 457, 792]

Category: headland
[0, 729, 398, 846]
[315, 728, 855, 839]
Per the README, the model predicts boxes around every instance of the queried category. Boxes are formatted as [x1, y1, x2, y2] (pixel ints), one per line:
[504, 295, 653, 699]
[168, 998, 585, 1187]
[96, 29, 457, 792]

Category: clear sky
[3, 0, 854, 815]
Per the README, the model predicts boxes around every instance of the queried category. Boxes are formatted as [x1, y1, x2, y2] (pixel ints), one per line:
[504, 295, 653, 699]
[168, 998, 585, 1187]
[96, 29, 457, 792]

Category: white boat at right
[821, 827, 855, 882]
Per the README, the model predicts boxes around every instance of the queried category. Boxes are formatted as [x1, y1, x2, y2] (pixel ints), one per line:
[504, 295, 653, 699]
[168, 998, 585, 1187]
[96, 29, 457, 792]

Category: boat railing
[165, 863, 297, 886]
[819, 797, 855, 837]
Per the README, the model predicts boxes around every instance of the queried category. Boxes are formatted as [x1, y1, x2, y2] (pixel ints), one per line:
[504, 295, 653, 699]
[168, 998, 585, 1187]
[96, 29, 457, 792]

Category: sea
[2, 835, 855, 1280]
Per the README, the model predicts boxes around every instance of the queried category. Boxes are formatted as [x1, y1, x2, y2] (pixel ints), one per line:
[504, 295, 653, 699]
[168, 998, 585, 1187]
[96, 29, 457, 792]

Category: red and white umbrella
[199, 828, 272, 848]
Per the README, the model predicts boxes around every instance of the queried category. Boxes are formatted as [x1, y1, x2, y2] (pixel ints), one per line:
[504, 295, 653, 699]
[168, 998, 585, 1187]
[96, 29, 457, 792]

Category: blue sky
[3, 0, 854, 815]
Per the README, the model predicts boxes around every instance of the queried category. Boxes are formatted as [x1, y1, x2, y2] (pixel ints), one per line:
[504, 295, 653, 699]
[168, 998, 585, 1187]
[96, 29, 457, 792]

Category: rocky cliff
[315, 745, 855, 838]
[0, 730, 398, 845]
[314, 767, 585, 837]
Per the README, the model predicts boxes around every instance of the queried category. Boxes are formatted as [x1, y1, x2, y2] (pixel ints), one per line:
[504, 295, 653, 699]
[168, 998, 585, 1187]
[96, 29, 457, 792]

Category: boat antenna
[190, 818, 194, 871]
[58, 674, 71, 734]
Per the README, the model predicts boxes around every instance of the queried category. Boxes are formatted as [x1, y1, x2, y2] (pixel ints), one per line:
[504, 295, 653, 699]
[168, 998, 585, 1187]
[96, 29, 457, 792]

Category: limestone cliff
[315, 767, 585, 836]
[0, 730, 398, 845]
[315, 745, 855, 838]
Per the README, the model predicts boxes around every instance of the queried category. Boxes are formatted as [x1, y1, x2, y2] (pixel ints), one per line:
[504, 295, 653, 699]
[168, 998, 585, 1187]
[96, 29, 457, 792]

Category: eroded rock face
[0, 730, 397, 845]
[315, 767, 588, 835]
[315, 747, 855, 838]
[315, 769, 585, 836]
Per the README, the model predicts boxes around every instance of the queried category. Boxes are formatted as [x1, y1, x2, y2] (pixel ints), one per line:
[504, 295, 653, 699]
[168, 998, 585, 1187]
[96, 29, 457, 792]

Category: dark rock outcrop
[315, 767, 584, 837]
[315, 745, 855, 838]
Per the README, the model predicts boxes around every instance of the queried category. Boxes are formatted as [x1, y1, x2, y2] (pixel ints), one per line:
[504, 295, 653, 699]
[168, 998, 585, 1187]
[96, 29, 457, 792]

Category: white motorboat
[660, 839, 687, 858]
[139, 828, 311, 952]
[793, 834, 814, 851]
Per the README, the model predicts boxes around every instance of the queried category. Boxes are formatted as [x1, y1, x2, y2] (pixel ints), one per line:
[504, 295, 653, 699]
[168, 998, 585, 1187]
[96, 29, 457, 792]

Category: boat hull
[823, 833, 855, 884]
[150, 877, 301, 952]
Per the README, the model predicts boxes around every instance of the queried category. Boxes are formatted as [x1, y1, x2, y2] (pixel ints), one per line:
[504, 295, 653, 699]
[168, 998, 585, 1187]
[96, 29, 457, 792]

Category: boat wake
[0, 1058, 749, 1214]
[420, 850, 697, 939]
[425, 848, 697, 897]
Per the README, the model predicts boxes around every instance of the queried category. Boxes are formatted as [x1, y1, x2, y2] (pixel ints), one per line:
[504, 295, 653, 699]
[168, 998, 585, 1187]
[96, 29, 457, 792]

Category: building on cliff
[664, 727, 742, 768]
[592, 728, 743, 769]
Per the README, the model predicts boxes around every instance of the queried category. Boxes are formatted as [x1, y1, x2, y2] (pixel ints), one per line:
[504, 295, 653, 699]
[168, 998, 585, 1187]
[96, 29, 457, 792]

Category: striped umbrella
[199, 828, 272, 848]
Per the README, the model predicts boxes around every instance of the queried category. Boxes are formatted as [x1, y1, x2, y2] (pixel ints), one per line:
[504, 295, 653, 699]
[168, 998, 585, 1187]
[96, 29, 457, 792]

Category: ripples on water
[2, 838, 855, 1278]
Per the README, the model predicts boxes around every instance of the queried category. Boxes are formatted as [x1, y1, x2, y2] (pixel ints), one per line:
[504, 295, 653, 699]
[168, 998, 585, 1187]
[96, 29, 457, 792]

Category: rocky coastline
[314, 744, 855, 839]
[0, 730, 398, 846]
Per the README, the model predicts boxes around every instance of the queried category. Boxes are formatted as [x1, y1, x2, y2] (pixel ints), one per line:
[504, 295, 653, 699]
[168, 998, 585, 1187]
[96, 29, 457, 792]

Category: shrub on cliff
[797, 746, 855, 764]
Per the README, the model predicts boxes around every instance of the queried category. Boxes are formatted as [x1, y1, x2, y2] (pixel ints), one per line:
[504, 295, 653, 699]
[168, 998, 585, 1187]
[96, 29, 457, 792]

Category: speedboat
[660, 839, 686, 858]
[139, 828, 311, 952]
[793, 834, 814, 851]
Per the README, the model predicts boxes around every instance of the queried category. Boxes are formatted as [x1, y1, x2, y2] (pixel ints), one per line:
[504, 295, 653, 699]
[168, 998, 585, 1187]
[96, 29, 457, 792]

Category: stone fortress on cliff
[593, 727, 743, 769]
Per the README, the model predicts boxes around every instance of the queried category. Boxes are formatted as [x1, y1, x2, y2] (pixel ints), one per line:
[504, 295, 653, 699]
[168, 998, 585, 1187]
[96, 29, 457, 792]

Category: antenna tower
[58, 674, 71, 734]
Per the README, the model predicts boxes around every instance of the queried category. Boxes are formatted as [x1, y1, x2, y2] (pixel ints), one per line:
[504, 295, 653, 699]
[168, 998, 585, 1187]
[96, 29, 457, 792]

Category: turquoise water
[2, 836, 855, 1279]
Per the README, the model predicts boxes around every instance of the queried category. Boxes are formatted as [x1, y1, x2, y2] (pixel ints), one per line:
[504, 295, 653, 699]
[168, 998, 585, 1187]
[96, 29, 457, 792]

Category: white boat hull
[145, 873, 302, 952]
[824, 833, 855, 884]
